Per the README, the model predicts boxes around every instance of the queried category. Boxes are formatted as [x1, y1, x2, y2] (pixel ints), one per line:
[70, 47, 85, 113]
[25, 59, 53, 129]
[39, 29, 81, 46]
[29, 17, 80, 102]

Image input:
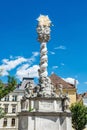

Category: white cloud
[49, 51, 55, 55]
[0, 57, 27, 76]
[54, 45, 66, 50]
[63, 77, 79, 85]
[0, 51, 39, 77]
[16, 64, 39, 80]
[52, 66, 58, 69]
[27, 51, 39, 63]
[51, 71, 54, 74]
[84, 82, 87, 84]
[10, 55, 13, 59]
[61, 63, 65, 66]
[32, 52, 39, 57]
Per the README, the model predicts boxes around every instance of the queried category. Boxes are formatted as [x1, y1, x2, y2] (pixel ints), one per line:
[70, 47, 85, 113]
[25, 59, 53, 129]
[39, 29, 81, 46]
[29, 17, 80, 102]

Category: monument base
[18, 97, 72, 130]
[18, 111, 72, 130]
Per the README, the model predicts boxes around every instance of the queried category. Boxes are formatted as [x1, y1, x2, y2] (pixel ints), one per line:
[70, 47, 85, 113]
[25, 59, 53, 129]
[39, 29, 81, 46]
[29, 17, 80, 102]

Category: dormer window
[4, 96, 9, 101]
[12, 95, 17, 101]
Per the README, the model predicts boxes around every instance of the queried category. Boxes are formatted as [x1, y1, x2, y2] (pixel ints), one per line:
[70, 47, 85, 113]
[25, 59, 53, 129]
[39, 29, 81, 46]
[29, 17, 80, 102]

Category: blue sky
[0, 0, 87, 93]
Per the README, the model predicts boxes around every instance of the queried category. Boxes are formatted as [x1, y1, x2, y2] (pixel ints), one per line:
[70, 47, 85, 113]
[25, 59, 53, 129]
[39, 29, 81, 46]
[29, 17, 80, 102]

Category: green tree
[70, 102, 87, 130]
[0, 75, 17, 99]
[0, 75, 17, 118]
[0, 107, 5, 119]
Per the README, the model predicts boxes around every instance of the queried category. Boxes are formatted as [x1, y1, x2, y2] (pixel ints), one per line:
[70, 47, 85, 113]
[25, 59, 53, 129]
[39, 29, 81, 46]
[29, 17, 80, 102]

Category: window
[3, 118, 7, 127]
[11, 118, 15, 126]
[12, 95, 17, 101]
[4, 96, 9, 101]
[12, 105, 16, 113]
[4, 104, 8, 113]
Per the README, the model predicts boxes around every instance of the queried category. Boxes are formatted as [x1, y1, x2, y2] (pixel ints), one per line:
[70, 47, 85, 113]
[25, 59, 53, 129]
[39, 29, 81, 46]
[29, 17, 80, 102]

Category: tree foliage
[0, 108, 5, 119]
[0, 75, 17, 119]
[0, 75, 17, 100]
[70, 102, 87, 130]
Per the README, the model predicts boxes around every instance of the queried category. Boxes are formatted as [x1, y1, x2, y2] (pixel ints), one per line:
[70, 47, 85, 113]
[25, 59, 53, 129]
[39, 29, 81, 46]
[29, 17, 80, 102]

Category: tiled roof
[50, 73, 76, 89]
[82, 92, 87, 98]
[77, 93, 87, 102]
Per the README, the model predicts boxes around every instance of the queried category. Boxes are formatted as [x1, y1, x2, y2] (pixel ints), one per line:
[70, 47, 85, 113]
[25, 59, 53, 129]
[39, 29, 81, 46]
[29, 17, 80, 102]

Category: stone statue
[64, 96, 70, 112]
[21, 95, 29, 111]
[24, 82, 34, 98]
[59, 84, 63, 97]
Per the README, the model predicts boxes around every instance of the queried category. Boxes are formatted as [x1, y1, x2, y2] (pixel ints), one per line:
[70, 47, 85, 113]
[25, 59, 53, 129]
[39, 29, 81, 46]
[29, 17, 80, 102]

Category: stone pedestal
[18, 112, 72, 130]
[18, 97, 72, 130]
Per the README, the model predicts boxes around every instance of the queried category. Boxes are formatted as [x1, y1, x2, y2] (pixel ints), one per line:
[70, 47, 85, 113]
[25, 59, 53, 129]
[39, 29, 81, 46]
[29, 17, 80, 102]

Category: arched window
[11, 118, 15, 126]
[3, 118, 7, 127]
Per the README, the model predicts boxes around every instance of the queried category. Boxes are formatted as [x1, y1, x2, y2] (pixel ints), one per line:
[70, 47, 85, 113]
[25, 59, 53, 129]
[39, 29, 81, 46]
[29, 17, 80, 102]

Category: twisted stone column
[37, 15, 51, 81]
[36, 15, 57, 97]
[40, 42, 48, 77]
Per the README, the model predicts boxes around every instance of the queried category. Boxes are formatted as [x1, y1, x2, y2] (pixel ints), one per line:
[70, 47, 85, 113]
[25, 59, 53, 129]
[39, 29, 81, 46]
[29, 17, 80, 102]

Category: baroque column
[37, 15, 51, 79]
[37, 15, 55, 97]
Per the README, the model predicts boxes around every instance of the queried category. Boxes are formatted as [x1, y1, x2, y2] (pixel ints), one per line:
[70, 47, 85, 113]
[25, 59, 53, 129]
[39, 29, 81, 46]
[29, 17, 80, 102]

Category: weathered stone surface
[18, 111, 72, 130]
[18, 97, 72, 130]
[18, 116, 28, 130]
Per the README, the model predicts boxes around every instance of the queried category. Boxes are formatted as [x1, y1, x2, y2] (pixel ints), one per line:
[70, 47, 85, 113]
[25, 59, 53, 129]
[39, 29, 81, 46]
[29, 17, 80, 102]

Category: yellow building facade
[50, 73, 77, 106]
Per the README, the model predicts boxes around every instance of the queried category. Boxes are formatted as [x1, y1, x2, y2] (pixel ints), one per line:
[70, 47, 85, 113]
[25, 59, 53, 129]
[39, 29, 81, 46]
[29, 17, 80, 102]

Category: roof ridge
[50, 73, 75, 89]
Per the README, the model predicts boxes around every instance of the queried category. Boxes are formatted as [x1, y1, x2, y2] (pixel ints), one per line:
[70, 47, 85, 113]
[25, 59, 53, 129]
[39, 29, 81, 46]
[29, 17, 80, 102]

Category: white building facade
[0, 88, 24, 130]
[0, 77, 35, 130]
[83, 94, 87, 106]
